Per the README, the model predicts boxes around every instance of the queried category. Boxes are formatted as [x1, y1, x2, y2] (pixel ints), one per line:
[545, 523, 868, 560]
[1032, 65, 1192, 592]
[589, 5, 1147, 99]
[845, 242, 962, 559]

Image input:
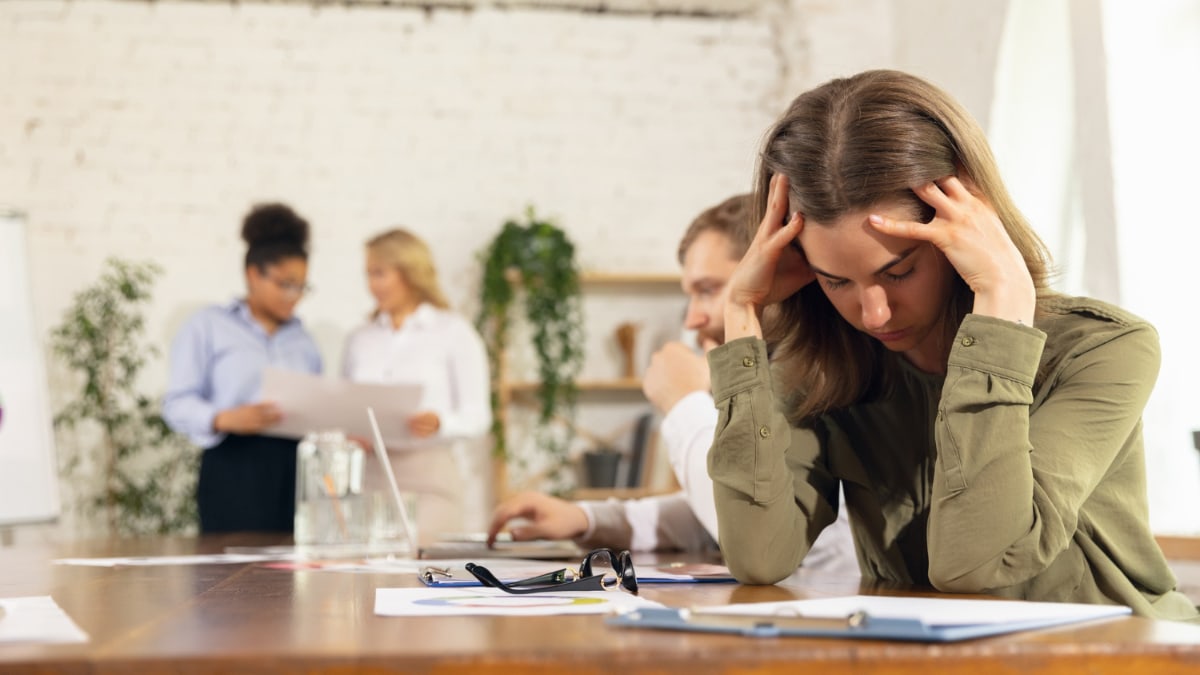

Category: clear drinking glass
[294, 430, 367, 545]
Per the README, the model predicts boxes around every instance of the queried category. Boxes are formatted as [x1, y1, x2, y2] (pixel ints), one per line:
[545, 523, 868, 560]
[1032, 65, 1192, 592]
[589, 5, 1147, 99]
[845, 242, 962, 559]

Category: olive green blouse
[707, 296, 1198, 620]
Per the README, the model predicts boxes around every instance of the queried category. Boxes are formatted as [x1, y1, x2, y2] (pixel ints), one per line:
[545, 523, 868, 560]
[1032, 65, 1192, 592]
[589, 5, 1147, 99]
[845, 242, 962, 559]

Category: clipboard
[606, 595, 1131, 642]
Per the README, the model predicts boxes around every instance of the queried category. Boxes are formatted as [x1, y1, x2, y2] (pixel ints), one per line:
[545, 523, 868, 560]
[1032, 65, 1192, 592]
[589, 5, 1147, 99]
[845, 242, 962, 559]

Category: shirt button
[960, 336, 976, 347]
[742, 357, 755, 368]
[758, 426, 771, 438]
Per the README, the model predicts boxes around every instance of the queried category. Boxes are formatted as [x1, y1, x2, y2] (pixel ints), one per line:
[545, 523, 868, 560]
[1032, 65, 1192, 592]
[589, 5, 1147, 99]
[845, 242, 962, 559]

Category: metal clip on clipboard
[683, 608, 869, 634]
[662, 605, 868, 634]
[421, 566, 453, 584]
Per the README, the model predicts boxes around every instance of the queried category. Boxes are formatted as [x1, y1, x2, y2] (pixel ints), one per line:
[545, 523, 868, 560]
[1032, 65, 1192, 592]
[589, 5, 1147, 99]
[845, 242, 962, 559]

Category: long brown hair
[366, 228, 450, 312]
[754, 70, 1055, 422]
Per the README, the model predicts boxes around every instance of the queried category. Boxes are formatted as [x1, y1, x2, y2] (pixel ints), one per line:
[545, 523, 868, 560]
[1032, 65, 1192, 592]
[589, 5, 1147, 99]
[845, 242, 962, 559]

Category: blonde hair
[755, 70, 1056, 422]
[366, 228, 450, 311]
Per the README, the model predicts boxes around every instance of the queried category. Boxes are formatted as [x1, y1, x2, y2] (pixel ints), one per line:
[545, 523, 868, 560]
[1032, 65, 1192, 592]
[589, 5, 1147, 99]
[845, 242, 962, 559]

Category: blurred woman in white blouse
[342, 228, 491, 536]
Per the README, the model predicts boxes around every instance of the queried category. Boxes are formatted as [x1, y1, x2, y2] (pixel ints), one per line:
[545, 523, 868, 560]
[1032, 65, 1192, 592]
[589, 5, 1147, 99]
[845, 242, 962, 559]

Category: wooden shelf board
[506, 378, 644, 394]
[579, 271, 681, 286]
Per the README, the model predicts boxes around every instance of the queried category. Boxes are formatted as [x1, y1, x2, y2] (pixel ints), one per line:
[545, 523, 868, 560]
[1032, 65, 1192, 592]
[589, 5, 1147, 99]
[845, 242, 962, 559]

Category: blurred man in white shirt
[488, 195, 857, 575]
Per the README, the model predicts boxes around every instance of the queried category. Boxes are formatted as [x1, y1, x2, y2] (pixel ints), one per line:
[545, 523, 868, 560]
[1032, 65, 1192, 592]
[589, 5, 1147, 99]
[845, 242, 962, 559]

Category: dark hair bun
[241, 203, 310, 249]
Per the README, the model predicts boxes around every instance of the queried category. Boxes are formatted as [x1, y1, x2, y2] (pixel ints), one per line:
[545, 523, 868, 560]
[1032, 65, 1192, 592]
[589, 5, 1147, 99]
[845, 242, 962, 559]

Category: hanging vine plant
[476, 207, 584, 482]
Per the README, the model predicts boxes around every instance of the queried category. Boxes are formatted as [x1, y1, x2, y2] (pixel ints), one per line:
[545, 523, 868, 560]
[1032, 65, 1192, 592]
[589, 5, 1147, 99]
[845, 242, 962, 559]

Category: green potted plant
[476, 207, 585, 492]
[51, 258, 198, 535]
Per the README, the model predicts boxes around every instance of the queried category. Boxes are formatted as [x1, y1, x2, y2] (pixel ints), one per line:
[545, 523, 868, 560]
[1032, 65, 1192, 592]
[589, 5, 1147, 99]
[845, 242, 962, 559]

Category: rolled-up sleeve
[928, 313, 1158, 592]
[707, 337, 836, 584]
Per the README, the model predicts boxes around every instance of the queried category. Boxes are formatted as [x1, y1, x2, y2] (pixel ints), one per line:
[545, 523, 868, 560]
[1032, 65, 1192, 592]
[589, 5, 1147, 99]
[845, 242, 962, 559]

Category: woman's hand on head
[724, 173, 815, 340]
[486, 492, 589, 547]
[868, 176, 1036, 326]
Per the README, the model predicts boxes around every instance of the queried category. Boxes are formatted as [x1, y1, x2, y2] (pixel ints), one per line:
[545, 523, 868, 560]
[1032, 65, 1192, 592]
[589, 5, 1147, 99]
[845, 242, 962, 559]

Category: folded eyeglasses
[465, 548, 639, 595]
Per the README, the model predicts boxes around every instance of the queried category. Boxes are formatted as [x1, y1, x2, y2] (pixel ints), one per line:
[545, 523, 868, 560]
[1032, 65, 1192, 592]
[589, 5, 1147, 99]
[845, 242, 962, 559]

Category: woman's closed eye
[819, 266, 914, 291]
[882, 267, 915, 284]
[820, 276, 850, 291]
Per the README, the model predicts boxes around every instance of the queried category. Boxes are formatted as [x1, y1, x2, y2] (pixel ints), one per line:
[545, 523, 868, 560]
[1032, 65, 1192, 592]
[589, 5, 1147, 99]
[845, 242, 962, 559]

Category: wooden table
[3, 535, 1200, 674]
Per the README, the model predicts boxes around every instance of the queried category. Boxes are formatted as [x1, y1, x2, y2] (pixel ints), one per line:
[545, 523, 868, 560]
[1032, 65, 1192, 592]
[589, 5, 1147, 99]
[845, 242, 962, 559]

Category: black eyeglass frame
[465, 548, 638, 595]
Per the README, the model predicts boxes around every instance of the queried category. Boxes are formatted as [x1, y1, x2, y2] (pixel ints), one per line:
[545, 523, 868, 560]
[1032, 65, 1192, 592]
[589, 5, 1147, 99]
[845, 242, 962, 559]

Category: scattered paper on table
[0, 596, 88, 644]
[53, 553, 292, 567]
[375, 587, 663, 617]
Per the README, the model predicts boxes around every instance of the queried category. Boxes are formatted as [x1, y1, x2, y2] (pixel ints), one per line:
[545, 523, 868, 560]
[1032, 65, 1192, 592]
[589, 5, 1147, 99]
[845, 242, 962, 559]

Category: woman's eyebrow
[872, 246, 920, 274]
[809, 246, 919, 280]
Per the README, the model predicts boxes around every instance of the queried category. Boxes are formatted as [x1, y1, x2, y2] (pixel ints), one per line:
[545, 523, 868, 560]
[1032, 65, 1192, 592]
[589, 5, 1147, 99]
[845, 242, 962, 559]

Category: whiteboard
[0, 210, 60, 525]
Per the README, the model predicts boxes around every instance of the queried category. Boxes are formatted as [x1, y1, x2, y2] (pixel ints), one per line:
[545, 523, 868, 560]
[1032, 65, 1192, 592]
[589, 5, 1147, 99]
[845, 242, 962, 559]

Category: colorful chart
[374, 587, 661, 617]
[414, 595, 605, 609]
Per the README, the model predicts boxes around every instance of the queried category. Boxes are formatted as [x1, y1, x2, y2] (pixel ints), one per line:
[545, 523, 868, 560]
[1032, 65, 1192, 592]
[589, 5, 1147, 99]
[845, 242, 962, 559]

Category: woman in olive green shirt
[709, 70, 1198, 620]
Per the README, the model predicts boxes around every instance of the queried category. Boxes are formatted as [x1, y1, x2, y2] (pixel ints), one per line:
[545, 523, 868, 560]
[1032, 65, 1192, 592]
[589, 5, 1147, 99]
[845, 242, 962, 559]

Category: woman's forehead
[799, 207, 918, 271]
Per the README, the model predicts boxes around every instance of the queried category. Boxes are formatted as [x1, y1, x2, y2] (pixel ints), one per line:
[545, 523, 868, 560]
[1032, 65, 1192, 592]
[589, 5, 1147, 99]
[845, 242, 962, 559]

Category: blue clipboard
[606, 597, 1131, 643]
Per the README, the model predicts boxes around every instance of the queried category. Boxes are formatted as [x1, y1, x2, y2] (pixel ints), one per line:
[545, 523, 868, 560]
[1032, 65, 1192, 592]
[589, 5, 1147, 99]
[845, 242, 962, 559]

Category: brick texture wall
[0, 0, 904, 379]
[2, 0, 1013, 536]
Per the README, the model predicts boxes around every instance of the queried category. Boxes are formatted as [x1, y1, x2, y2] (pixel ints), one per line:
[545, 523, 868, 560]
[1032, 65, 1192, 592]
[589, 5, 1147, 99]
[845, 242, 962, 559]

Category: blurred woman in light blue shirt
[164, 203, 322, 533]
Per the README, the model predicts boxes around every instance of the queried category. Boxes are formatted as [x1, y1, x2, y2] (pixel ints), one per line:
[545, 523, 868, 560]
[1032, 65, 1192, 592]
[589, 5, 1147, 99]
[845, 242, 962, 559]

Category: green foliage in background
[51, 258, 198, 535]
[476, 208, 584, 483]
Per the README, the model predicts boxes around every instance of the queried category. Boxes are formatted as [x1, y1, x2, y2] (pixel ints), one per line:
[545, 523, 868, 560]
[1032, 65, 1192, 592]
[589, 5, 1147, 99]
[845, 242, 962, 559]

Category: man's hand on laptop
[487, 492, 589, 547]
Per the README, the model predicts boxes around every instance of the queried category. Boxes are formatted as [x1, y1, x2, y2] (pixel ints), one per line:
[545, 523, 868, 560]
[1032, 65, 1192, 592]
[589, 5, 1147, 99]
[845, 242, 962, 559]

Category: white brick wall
[0, 0, 1012, 536]
[0, 0, 907, 392]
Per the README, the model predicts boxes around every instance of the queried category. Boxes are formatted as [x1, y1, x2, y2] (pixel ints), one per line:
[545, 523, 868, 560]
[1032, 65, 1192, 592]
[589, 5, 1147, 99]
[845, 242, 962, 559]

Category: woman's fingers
[756, 173, 792, 241]
[773, 210, 804, 246]
[937, 175, 969, 197]
[867, 213, 942, 246]
[913, 180, 955, 214]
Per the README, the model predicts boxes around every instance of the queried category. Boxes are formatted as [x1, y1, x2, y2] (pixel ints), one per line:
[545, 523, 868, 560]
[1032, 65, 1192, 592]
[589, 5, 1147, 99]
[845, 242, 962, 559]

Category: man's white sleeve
[660, 391, 720, 541]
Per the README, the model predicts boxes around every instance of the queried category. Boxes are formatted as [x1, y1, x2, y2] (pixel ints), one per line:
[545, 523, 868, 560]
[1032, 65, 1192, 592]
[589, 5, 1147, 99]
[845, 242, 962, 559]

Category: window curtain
[989, 0, 1200, 533]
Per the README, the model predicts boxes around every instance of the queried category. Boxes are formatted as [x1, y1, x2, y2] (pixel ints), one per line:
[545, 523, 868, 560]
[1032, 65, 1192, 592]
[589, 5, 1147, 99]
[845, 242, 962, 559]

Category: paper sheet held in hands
[260, 368, 422, 449]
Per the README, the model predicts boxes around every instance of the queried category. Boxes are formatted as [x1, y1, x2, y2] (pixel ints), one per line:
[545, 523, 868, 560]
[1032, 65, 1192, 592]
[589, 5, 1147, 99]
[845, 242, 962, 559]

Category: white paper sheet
[374, 587, 663, 617]
[52, 553, 294, 567]
[697, 594, 1130, 627]
[260, 368, 423, 448]
[0, 596, 88, 644]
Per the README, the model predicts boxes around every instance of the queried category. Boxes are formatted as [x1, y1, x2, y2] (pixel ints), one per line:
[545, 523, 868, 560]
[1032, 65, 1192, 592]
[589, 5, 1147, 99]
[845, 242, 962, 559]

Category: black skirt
[197, 434, 298, 534]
